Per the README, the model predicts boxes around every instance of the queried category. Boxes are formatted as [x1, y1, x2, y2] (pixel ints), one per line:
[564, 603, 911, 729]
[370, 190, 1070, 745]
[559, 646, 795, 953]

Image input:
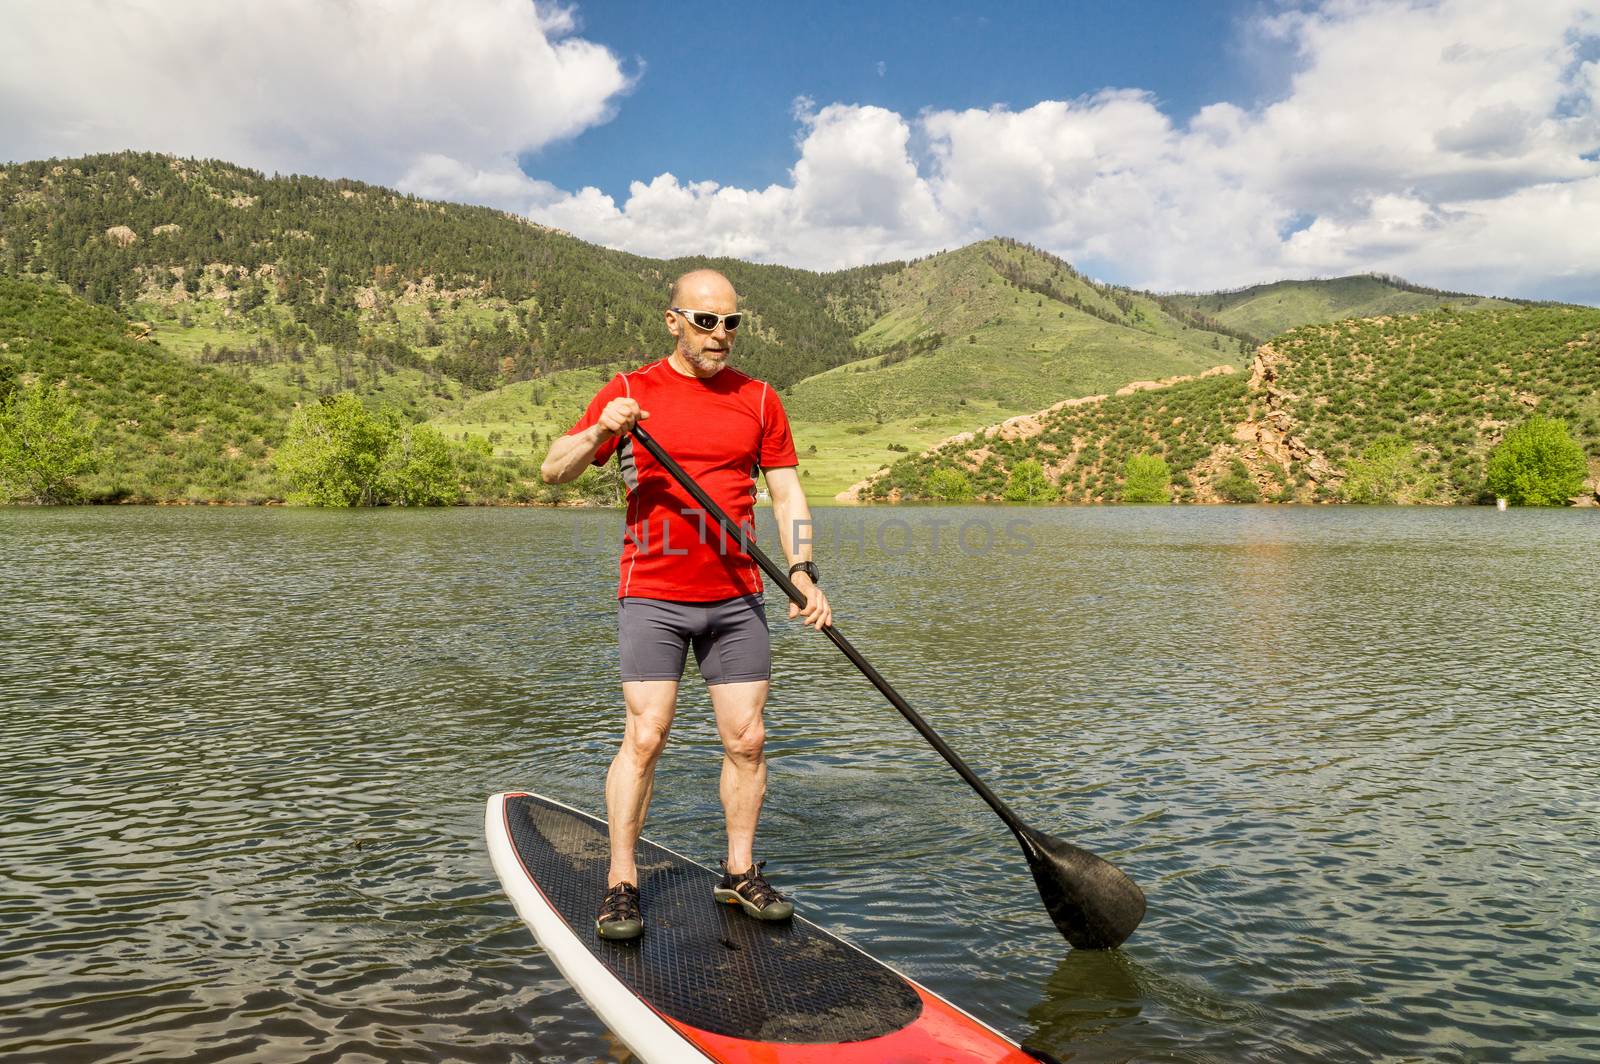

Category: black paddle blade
[1020, 826, 1146, 950]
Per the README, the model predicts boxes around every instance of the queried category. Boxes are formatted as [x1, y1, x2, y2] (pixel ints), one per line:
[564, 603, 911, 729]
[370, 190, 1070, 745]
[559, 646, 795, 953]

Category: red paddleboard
[486, 792, 1054, 1063]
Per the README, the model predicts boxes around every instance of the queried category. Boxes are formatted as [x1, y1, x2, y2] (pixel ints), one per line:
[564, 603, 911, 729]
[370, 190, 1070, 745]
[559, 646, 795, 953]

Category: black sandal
[713, 860, 794, 921]
[596, 881, 643, 940]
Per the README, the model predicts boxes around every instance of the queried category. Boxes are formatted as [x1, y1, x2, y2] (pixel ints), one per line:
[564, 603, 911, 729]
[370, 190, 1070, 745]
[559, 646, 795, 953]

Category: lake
[2, 505, 1597, 1062]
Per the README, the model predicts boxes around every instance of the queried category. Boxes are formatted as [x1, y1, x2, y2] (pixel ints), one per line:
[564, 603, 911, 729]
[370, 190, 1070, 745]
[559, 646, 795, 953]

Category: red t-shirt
[566, 357, 799, 601]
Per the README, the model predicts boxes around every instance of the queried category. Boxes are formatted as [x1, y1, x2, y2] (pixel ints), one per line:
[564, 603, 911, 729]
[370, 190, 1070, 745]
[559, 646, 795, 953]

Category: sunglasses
[672, 307, 742, 332]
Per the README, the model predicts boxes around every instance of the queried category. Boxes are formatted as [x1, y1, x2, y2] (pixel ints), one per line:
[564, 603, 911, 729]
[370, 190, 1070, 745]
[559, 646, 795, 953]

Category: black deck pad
[504, 794, 924, 1044]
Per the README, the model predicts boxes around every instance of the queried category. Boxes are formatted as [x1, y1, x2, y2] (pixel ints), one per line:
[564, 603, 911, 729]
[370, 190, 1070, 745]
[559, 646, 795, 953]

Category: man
[541, 268, 832, 941]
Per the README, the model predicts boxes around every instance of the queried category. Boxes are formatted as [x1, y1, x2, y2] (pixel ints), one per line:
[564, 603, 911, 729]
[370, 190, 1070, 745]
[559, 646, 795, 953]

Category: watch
[788, 561, 820, 584]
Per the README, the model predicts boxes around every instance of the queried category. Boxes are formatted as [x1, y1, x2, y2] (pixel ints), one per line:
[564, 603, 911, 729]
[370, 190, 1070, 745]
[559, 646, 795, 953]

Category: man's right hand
[598, 398, 648, 438]
[542, 397, 648, 485]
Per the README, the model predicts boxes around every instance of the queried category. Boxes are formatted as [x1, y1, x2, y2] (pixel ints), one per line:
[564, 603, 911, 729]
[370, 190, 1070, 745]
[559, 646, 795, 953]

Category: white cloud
[526, 104, 965, 267]
[1284, 178, 1600, 302]
[0, 0, 631, 188]
[2, 0, 1596, 299]
[396, 154, 567, 211]
[508, 0, 1600, 299]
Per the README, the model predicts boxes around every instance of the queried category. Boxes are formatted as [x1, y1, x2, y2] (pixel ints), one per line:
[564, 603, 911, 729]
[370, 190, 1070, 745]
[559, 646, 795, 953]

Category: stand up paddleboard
[486, 792, 1054, 1063]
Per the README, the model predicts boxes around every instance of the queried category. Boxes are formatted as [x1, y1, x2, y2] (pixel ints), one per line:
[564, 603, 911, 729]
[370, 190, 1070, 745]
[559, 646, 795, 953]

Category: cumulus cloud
[3, 0, 1596, 298]
[508, 0, 1599, 298]
[0, 0, 631, 187]
[527, 104, 965, 265]
[396, 154, 568, 211]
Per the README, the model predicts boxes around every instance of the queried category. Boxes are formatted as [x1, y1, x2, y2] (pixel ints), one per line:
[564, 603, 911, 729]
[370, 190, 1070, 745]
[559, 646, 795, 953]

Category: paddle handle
[628, 424, 1031, 843]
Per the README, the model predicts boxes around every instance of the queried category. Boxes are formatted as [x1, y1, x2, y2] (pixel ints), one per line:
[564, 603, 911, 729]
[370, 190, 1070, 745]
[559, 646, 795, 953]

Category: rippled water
[3, 506, 1598, 1063]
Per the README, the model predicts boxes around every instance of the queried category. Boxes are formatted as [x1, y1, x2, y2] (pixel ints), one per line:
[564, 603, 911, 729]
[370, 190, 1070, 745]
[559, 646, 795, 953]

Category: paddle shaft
[629, 424, 1034, 846]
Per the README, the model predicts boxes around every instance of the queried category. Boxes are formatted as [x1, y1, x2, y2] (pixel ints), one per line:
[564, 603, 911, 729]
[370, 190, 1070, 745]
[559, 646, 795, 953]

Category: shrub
[275, 393, 460, 506]
[574, 462, 625, 505]
[1341, 436, 1437, 504]
[275, 394, 393, 505]
[1485, 416, 1588, 506]
[0, 379, 103, 503]
[1121, 453, 1171, 503]
[924, 467, 974, 501]
[1001, 459, 1053, 502]
[1214, 457, 1260, 503]
[384, 424, 459, 506]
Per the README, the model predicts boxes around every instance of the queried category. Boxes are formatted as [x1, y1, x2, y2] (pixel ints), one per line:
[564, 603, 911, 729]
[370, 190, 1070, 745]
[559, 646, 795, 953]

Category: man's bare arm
[540, 398, 647, 484]
[541, 425, 610, 484]
[765, 466, 813, 564]
[765, 466, 832, 629]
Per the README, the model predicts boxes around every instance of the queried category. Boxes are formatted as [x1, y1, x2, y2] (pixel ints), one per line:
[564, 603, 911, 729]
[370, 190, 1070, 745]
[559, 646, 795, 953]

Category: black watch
[788, 561, 820, 584]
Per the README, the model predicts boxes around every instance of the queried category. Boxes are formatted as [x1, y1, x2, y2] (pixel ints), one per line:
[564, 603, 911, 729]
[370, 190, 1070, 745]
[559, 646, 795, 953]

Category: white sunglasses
[672, 307, 743, 332]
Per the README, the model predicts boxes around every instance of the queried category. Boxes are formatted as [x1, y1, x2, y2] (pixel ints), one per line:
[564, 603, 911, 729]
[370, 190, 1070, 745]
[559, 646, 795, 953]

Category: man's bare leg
[709, 679, 770, 873]
[606, 680, 678, 887]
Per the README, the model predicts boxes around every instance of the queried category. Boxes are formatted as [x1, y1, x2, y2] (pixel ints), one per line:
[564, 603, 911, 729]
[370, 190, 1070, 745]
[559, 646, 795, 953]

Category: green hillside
[4, 151, 1577, 507]
[863, 370, 1253, 504]
[1165, 275, 1519, 342]
[0, 152, 885, 394]
[425, 366, 617, 457]
[784, 239, 1251, 424]
[0, 277, 284, 501]
[1265, 306, 1600, 496]
[418, 238, 1259, 498]
[0, 278, 594, 504]
[862, 306, 1600, 505]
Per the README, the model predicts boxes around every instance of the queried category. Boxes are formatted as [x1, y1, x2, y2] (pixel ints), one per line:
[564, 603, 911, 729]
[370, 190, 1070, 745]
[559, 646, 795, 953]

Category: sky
[2, 0, 1599, 302]
[524, 2, 1267, 199]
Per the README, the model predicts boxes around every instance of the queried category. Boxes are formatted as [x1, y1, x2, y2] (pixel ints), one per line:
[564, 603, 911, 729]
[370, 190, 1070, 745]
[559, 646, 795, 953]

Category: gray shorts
[618, 595, 771, 686]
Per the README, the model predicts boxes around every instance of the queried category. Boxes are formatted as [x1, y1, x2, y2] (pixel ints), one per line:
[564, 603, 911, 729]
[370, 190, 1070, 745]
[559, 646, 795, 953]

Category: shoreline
[8, 495, 1596, 510]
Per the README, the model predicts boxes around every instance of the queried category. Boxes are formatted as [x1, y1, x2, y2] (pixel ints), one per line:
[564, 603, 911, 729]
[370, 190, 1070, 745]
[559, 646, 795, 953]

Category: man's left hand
[786, 575, 832, 630]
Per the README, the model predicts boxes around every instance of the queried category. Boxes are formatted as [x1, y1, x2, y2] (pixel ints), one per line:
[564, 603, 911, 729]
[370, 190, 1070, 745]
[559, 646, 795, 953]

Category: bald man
[541, 269, 832, 941]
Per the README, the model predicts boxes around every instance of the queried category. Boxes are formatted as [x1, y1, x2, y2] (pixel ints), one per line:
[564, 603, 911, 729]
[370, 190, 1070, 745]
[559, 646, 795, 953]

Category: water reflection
[1024, 947, 1265, 1063]
[1026, 950, 1146, 1054]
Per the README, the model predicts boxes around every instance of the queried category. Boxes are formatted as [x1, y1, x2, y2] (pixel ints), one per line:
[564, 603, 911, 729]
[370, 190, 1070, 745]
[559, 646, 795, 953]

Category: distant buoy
[1496, 497, 1508, 511]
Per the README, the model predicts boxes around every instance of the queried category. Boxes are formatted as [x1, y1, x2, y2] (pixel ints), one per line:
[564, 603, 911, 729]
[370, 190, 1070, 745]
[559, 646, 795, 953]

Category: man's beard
[681, 344, 727, 373]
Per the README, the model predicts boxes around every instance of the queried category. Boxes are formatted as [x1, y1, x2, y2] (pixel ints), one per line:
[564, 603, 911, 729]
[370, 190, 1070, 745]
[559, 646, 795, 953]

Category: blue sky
[527, 0, 1273, 200]
[4, 0, 1598, 300]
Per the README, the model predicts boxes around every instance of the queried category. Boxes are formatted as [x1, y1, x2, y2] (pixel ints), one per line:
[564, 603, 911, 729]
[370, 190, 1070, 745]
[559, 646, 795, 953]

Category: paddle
[628, 424, 1146, 950]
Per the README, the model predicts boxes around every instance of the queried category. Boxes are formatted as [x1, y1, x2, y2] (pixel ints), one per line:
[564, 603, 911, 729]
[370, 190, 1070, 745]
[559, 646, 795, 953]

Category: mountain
[412, 239, 1264, 498]
[781, 238, 1254, 424]
[0, 151, 884, 393]
[2, 151, 1575, 504]
[0, 278, 550, 503]
[0, 276, 285, 502]
[856, 305, 1600, 504]
[0, 155, 1255, 417]
[1163, 275, 1521, 343]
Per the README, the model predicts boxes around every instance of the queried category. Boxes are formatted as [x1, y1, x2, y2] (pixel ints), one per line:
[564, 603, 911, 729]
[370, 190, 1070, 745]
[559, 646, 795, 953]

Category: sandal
[595, 881, 643, 940]
[713, 860, 794, 921]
